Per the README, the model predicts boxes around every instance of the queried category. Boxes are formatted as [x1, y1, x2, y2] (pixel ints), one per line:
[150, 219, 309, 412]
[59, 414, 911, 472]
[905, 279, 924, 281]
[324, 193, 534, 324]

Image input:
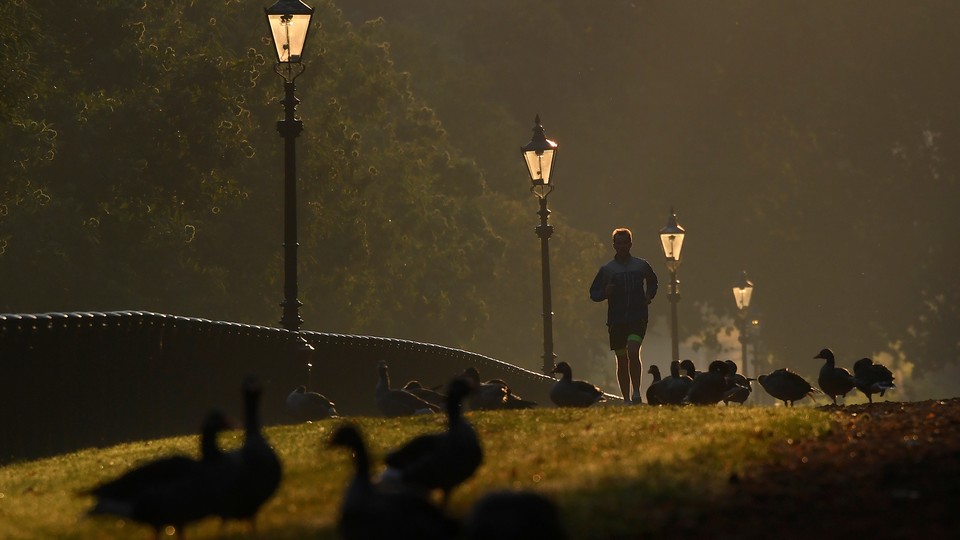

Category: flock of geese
[82, 377, 282, 538]
[284, 347, 896, 422]
[640, 348, 896, 408]
[80, 368, 565, 540]
[80, 348, 895, 538]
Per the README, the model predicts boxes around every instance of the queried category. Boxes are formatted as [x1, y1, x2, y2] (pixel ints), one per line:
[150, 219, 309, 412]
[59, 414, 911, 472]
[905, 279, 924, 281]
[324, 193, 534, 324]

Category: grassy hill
[0, 403, 835, 539]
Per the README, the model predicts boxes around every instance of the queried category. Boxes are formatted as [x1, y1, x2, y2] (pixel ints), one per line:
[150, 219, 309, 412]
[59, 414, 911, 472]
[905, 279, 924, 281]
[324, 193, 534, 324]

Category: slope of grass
[0, 404, 832, 539]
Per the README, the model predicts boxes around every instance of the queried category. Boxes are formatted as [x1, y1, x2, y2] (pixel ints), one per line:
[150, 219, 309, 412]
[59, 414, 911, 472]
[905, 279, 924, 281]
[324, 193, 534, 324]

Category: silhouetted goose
[84, 410, 233, 539]
[376, 361, 442, 417]
[815, 348, 856, 406]
[461, 367, 537, 410]
[722, 360, 753, 405]
[550, 362, 605, 407]
[722, 360, 742, 383]
[464, 490, 568, 540]
[215, 377, 283, 531]
[722, 378, 754, 405]
[383, 377, 483, 507]
[679, 359, 701, 379]
[758, 368, 820, 406]
[497, 382, 538, 409]
[682, 360, 728, 405]
[645, 364, 667, 405]
[286, 385, 338, 421]
[403, 380, 448, 408]
[662, 360, 693, 405]
[330, 424, 459, 540]
[852, 357, 896, 403]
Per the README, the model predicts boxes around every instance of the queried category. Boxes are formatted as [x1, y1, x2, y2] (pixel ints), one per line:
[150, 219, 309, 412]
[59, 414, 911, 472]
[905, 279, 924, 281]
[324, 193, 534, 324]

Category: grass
[0, 404, 833, 539]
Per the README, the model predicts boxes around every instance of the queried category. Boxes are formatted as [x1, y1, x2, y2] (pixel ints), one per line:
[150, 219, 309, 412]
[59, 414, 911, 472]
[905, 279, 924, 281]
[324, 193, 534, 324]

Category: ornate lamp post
[265, 0, 314, 331]
[658, 208, 686, 362]
[521, 115, 559, 374]
[732, 270, 754, 378]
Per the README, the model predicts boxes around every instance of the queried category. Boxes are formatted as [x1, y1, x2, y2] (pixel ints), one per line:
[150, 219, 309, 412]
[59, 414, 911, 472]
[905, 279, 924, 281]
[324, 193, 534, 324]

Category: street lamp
[732, 270, 754, 377]
[658, 208, 686, 362]
[265, 0, 314, 331]
[521, 115, 558, 374]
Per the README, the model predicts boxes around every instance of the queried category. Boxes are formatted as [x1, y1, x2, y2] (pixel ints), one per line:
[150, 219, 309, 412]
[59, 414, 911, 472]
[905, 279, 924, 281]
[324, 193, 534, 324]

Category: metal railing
[0, 311, 554, 463]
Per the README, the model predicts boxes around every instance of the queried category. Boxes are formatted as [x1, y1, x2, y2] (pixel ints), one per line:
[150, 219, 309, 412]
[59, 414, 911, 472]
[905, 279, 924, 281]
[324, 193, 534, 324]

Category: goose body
[661, 360, 693, 405]
[464, 490, 568, 540]
[722, 379, 753, 405]
[383, 377, 483, 507]
[758, 368, 819, 406]
[403, 380, 448, 408]
[722, 360, 753, 405]
[330, 424, 458, 540]
[550, 362, 605, 407]
[461, 367, 537, 410]
[645, 365, 667, 405]
[683, 360, 729, 405]
[84, 410, 232, 538]
[376, 361, 442, 417]
[286, 385, 338, 420]
[852, 357, 896, 403]
[215, 377, 283, 530]
[815, 348, 856, 406]
[679, 359, 700, 379]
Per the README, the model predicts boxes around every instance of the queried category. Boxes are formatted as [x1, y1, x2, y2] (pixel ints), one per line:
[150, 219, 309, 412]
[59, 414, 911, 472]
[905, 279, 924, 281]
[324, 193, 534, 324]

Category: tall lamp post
[732, 270, 754, 378]
[659, 208, 686, 362]
[521, 115, 559, 374]
[265, 0, 314, 331]
[749, 316, 762, 381]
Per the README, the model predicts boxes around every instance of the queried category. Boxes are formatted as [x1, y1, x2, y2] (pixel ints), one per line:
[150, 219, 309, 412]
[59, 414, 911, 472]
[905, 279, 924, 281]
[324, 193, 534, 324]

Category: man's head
[611, 227, 632, 243]
[612, 227, 632, 257]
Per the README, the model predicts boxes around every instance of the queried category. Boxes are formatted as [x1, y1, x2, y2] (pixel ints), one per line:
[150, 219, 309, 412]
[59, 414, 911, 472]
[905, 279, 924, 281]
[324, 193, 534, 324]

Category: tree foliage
[342, 1, 960, 390]
[3, 1, 959, 396]
[0, 1, 503, 355]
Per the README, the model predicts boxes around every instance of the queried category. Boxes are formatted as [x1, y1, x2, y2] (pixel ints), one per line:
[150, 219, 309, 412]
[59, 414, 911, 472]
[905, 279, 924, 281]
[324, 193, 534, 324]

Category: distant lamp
[659, 208, 686, 272]
[732, 270, 754, 378]
[659, 208, 686, 362]
[521, 115, 559, 199]
[732, 271, 754, 311]
[520, 115, 559, 374]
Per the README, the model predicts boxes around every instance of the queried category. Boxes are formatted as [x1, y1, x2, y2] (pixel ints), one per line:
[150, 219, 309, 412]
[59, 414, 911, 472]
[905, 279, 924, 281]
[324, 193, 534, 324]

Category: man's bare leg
[616, 350, 630, 403]
[628, 339, 642, 403]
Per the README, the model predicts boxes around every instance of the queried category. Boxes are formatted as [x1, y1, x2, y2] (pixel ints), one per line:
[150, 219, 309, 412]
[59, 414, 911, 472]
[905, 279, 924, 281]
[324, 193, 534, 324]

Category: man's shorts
[608, 320, 648, 351]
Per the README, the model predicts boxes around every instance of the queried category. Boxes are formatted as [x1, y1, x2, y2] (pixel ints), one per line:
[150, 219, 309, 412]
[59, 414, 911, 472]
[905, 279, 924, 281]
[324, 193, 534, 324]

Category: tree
[341, 0, 960, 392]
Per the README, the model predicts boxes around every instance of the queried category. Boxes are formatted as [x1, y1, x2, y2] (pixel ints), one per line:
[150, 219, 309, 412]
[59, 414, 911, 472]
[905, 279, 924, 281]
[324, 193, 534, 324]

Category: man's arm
[589, 268, 608, 302]
[645, 262, 659, 301]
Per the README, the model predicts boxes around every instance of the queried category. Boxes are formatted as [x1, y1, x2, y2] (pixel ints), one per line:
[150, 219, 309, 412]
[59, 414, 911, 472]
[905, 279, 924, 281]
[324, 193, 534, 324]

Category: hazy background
[2, 1, 957, 400]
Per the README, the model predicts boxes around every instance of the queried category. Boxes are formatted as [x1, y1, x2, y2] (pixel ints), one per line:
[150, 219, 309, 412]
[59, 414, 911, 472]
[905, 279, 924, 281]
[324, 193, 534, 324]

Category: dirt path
[666, 398, 960, 540]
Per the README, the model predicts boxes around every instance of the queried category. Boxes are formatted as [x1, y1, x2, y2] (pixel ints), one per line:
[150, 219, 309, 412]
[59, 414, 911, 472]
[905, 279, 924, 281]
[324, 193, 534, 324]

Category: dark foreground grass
[0, 404, 832, 539]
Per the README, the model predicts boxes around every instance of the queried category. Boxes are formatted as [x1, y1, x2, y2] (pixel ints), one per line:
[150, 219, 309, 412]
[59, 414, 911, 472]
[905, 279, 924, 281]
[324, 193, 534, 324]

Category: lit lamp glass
[265, 0, 314, 63]
[732, 271, 754, 310]
[521, 115, 558, 195]
[659, 209, 686, 272]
